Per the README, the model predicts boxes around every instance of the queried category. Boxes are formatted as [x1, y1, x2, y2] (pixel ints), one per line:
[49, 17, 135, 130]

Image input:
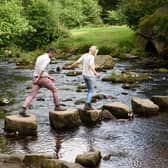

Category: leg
[84, 76, 94, 104]
[23, 84, 40, 108]
[39, 78, 60, 106]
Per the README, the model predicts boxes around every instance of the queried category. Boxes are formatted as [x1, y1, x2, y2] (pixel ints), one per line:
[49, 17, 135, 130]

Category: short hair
[46, 48, 56, 53]
[89, 45, 97, 52]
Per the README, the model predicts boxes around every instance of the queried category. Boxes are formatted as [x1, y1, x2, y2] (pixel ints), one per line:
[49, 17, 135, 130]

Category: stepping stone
[49, 108, 81, 130]
[75, 151, 101, 167]
[131, 97, 159, 116]
[23, 153, 54, 168]
[103, 102, 133, 119]
[79, 109, 102, 124]
[151, 96, 168, 108]
[4, 115, 37, 136]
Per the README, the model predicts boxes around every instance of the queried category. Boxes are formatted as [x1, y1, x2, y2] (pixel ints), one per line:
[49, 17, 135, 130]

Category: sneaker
[83, 103, 90, 111]
[19, 107, 29, 117]
[55, 105, 66, 111]
[88, 103, 94, 110]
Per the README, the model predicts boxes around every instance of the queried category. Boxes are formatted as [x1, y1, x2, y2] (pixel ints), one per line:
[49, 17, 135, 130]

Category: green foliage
[17, 0, 68, 50]
[119, 0, 168, 29]
[140, 7, 168, 42]
[105, 10, 125, 25]
[54, 26, 135, 55]
[59, 0, 102, 28]
[0, 0, 32, 46]
[98, 0, 120, 20]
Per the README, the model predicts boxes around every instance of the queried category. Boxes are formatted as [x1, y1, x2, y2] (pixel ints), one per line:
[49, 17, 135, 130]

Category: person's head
[89, 46, 98, 56]
[46, 48, 56, 57]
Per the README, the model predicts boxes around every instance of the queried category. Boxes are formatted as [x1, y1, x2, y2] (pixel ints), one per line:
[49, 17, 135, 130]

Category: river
[0, 59, 168, 168]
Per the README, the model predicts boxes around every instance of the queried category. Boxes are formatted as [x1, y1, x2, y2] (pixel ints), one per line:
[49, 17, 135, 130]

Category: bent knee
[52, 87, 58, 93]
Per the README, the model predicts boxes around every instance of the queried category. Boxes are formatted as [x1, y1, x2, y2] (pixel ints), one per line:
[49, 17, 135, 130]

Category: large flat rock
[0, 154, 24, 168]
[75, 151, 101, 167]
[49, 108, 81, 130]
[151, 96, 168, 108]
[79, 109, 102, 125]
[5, 114, 37, 136]
[103, 102, 133, 119]
[23, 153, 54, 168]
[132, 97, 159, 116]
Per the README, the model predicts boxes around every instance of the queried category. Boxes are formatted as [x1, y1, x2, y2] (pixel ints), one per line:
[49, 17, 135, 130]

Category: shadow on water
[0, 60, 168, 168]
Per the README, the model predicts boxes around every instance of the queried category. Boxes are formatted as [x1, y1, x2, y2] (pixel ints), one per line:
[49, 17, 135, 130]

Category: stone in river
[79, 109, 102, 125]
[75, 151, 101, 167]
[103, 102, 133, 119]
[151, 96, 168, 108]
[4, 114, 37, 136]
[49, 108, 81, 130]
[131, 97, 159, 116]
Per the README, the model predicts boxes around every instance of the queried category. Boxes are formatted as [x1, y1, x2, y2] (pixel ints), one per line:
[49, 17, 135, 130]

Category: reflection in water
[0, 61, 168, 168]
[55, 136, 63, 159]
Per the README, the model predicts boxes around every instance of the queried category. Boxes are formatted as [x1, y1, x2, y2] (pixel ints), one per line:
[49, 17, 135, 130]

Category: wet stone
[103, 102, 133, 119]
[79, 109, 102, 125]
[75, 151, 101, 167]
[132, 97, 159, 117]
[49, 109, 81, 130]
[4, 114, 37, 136]
[151, 95, 168, 108]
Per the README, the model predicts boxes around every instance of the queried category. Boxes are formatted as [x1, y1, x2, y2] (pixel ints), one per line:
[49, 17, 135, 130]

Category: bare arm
[90, 65, 99, 77]
[65, 60, 80, 69]
[33, 70, 44, 84]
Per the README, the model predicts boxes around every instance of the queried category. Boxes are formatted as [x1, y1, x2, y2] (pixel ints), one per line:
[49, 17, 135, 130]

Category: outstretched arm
[66, 61, 79, 69]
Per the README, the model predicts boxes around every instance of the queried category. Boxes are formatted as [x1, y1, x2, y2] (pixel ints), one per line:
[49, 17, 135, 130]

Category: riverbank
[1, 26, 136, 66]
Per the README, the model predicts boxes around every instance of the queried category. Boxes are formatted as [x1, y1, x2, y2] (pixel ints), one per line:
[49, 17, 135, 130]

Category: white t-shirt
[77, 53, 95, 77]
[33, 53, 51, 77]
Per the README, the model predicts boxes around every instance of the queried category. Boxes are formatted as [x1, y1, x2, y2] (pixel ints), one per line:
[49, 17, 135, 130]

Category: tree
[119, 0, 168, 29]
[59, 0, 102, 28]
[18, 0, 65, 50]
[0, 0, 32, 47]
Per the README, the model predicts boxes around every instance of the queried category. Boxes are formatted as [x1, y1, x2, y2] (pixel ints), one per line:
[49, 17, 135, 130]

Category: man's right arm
[33, 70, 44, 84]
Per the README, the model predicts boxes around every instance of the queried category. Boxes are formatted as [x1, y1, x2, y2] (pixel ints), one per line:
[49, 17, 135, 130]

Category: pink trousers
[23, 77, 60, 108]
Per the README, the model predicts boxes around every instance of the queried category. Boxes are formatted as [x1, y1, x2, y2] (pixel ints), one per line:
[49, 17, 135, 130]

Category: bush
[17, 0, 67, 50]
[59, 0, 102, 28]
[119, 0, 168, 29]
[104, 10, 125, 25]
[0, 0, 32, 47]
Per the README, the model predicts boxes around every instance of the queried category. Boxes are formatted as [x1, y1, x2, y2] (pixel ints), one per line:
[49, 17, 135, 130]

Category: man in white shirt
[66, 46, 100, 110]
[19, 48, 65, 117]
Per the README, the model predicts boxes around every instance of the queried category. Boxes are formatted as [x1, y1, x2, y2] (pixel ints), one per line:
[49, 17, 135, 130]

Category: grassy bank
[3, 26, 136, 66]
[54, 25, 135, 56]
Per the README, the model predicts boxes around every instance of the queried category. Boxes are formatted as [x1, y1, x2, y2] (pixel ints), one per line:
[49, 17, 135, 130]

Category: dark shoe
[83, 103, 90, 111]
[19, 107, 29, 117]
[55, 105, 66, 111]
[88, 103, 94, 110]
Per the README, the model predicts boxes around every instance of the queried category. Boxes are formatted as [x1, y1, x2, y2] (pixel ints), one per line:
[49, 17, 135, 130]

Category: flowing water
[0, 59, 168, 168]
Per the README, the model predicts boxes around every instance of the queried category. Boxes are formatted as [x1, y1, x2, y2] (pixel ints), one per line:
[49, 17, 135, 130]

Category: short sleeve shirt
[33, 53, 51, 77]
[77, 53, 95, 77]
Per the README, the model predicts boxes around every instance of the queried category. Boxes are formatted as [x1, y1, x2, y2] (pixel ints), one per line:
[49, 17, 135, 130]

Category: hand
[48, 76, 55, 82]
[95, 72, 101, 78]
[64, 65, 72, 69]
[33, 78, 39, 84]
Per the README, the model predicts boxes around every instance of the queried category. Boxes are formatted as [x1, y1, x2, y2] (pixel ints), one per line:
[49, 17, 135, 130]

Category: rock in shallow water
[75, 151, 101, 167]
[151, 96, 168, 108]
[4, 114, 37, 136]
[103, 102, 133, 119]
[79, 109, 102, 125]
[23, 153, 54, 168]
[49, 109, 81, 130]
[131, 97, 159, 116]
